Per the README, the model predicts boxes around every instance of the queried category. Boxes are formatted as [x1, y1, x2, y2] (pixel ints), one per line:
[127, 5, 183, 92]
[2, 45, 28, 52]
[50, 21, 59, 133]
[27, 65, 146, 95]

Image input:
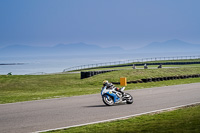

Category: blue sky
[0, 0, 200, 49]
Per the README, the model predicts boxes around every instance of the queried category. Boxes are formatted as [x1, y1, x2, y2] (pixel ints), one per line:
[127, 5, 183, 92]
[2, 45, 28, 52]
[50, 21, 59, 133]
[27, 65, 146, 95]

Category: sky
[0, 0, 200, 49]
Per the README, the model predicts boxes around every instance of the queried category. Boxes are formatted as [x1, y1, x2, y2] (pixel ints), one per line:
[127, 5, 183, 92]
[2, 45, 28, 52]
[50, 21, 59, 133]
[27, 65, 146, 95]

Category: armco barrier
[81, 70, 117, 79]
[101, 61, 200, 68]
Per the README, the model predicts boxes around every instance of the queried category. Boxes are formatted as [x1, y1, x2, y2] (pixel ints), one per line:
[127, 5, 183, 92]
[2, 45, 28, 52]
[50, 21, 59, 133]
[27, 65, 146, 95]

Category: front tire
[125, 93, 133, 104]
[102, 95, 114, 106]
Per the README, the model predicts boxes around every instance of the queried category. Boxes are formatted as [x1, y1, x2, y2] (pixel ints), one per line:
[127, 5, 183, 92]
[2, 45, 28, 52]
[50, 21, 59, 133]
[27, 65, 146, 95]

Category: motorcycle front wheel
[102, 95, 114, 106]
[125, 93, 133, 104]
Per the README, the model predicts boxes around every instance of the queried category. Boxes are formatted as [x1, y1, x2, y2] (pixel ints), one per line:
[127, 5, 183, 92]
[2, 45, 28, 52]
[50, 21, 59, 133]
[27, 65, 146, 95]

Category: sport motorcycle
[101, 86, 133, 106]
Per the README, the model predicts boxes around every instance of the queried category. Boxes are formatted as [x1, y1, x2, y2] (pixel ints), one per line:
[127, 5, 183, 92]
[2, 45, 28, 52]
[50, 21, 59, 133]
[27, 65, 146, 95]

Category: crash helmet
[103, 80, 109, 86]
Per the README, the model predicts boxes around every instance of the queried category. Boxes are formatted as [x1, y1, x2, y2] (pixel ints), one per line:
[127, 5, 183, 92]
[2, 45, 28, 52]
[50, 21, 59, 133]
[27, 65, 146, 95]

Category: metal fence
[63, 55, 200, 72]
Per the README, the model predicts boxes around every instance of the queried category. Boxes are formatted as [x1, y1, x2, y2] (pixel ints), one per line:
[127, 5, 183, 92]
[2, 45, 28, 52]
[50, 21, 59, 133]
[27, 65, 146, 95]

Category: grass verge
[0, 67, 200, 104]
[48, 104, 200, 133]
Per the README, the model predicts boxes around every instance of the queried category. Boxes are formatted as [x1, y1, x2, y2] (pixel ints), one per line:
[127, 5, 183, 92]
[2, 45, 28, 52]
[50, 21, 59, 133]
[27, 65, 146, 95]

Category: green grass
[95, 67, 200, 82]
[0, 74, 101, 103]
[0, 67, 200, 104]
[48, 105, 200, 133]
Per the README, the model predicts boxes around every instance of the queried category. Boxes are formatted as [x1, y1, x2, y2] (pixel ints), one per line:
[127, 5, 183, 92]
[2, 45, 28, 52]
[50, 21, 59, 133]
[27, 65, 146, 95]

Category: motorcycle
[101, 85, 133, 106]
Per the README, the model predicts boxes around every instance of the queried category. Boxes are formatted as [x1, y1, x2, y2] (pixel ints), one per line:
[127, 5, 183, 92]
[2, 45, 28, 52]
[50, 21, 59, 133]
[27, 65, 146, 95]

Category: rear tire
[102, 95, 114, 106]
[125, 93, 133, 104]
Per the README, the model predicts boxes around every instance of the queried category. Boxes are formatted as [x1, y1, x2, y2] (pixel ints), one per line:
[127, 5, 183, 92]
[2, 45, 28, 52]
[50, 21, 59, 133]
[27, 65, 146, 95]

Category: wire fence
[63, 55, 200, 72]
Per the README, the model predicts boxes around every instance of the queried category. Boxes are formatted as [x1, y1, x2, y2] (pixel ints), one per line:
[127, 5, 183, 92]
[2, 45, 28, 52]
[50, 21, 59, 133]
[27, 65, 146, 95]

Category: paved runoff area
[0, 83, 200, 133]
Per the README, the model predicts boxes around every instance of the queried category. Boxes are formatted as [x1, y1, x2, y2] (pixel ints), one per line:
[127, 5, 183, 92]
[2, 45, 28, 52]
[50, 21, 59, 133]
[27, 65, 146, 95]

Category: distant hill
[1, 40, 200, 57]
[135, 39, 200, 53]
[0, 43, 126, 57]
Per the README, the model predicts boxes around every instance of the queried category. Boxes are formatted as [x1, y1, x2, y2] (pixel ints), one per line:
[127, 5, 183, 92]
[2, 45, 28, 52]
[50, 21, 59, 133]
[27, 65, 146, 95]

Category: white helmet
[103, 80, 109, 86]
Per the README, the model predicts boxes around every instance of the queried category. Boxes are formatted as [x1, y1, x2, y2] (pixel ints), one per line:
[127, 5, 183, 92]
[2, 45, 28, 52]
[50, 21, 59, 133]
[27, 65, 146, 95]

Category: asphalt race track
[0, 83, 200, 133]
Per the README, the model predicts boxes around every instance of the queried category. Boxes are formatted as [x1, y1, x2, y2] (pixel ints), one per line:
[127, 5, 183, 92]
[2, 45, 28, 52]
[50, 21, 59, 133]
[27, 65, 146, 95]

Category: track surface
[0, 83, 200, 133]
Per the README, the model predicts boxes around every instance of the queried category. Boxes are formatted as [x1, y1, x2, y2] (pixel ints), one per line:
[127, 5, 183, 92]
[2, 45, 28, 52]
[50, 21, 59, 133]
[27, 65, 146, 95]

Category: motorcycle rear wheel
[102, 95, 114, 106]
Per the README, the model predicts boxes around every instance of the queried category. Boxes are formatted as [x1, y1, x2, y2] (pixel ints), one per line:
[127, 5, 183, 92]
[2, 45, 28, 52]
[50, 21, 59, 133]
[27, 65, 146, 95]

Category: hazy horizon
[1, 0, 200, 50]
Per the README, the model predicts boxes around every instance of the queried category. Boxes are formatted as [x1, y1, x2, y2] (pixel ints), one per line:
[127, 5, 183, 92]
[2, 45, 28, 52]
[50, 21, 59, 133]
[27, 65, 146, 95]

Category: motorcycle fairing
[105, 91, 120, 103]
[101, 86, 120, 103]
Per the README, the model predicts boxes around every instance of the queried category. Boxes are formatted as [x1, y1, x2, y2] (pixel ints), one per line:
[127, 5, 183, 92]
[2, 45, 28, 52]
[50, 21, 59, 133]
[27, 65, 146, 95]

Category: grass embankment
[0, 67, 200, 104]
[48, 105, 200, 133]
[73, 59, 200, 72]
[79, 64, 200, 71]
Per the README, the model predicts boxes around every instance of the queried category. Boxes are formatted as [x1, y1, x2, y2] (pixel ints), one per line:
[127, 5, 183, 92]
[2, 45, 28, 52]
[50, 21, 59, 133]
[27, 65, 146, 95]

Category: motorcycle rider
[103, 80, 124, 95]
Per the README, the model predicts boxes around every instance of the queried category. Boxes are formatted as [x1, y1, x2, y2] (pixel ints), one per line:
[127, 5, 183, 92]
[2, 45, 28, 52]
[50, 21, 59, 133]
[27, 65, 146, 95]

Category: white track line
[34, 101, 200, 133]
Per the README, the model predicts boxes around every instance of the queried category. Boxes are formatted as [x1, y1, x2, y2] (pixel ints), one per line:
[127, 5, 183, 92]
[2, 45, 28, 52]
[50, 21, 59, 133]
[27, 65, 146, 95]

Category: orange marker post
[120, 77, 127, 86]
